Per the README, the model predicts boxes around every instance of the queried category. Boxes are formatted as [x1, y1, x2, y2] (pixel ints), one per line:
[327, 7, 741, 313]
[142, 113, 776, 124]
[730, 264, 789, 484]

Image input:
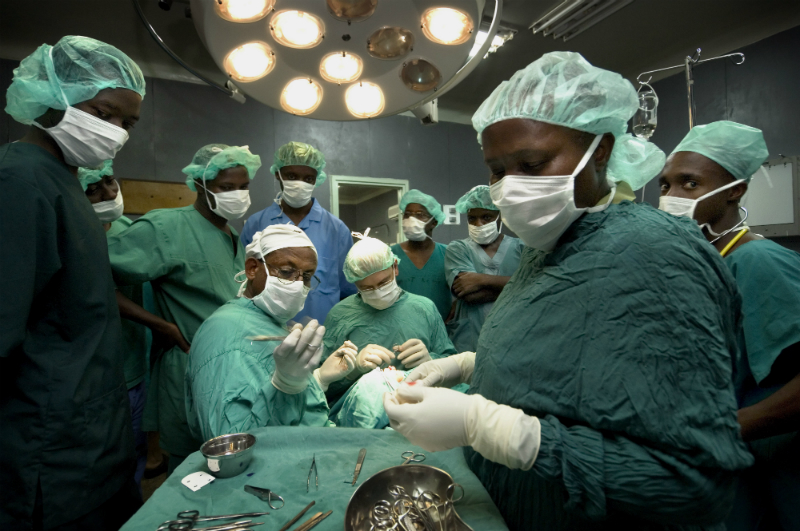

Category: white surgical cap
[246, 224, 317, 260]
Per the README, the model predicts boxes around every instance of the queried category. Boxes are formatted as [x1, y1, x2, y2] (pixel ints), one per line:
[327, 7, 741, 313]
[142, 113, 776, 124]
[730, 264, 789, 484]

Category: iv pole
[637, 48, 745, 129]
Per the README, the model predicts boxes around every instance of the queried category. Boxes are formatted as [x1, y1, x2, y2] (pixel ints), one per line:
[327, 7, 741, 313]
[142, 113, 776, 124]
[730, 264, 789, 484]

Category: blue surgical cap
[455, 185, 497, 213]
[77, 160, 114, 191]
[399, 189, 445, 224]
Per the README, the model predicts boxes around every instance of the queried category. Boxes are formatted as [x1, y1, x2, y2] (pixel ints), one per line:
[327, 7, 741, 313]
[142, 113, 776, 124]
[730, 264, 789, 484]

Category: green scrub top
[0, 143, 132, 528]
[108, 205, 244, 457]
[321, 291, 457, 402]
[444, 235, 524, 352]
[185, 297, 332, 443]
[390, 242, 452, 320]
[467, 203, 753, 529]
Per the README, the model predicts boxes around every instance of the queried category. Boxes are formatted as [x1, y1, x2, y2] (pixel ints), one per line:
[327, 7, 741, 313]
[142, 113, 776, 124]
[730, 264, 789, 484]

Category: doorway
[330, 176, 409, 244]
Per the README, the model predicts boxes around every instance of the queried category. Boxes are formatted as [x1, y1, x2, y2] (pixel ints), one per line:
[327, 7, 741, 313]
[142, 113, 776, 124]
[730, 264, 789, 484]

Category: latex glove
[394, 339, 431, 369]
[272, 320, 326, 394]
[383, 385, 542, 470]
[406, 352, 476, 387]
[314, 340, 357, 391]
[355, 344, 395, 374]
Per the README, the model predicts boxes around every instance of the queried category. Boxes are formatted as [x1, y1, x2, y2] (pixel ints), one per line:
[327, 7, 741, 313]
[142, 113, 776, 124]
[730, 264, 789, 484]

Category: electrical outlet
[443, 205, 460, 225]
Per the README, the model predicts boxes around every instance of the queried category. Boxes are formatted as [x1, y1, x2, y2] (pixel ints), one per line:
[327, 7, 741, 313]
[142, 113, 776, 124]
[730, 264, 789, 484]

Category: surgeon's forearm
[738, 371, 800, 441]
[116, 290, 171, 334]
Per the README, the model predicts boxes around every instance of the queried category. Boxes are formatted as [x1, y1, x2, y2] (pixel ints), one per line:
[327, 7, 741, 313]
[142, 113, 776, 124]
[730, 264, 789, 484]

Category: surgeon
[445, 185, 524, 352]
[241, 142, 357, 323]
[389, 189, 452, 320]
[1, 36, 144, 528]
[108, 144, 261, 474]
[658, 121, 800, 531]
[384, 52, 753, 530]
[186, 225, 356, 442]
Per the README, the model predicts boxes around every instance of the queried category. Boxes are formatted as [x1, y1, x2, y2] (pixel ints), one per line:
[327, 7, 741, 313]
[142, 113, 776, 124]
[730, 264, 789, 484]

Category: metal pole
[685, 55, 695, 129]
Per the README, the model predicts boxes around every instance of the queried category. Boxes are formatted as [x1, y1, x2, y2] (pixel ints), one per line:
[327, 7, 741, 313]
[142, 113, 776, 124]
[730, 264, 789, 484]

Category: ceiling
[2, 0, 799, 124]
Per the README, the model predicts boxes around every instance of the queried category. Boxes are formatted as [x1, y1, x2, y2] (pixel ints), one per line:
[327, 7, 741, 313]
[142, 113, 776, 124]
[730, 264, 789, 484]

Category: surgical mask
[490, 135, 613, 251]
[278, 171, 315, 208]
[658, 179, 745, 221]
[402, 217, 431, 242]
[249, 264, 309, 322]
[468, 220, 500, 245]
[93, 190, 124, 223]
[360, 278, 402, 310]
[205, 189, 251, 221]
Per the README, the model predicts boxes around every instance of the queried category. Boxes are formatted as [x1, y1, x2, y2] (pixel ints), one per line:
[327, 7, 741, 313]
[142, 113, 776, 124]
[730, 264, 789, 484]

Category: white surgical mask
[93, 190, 124, 223]
[246, 264, 309, 322]
[490, 135, 613, 251]
[205, 189, 251, 221]
[360, 278, 402, 310]
[658, 179, 745, 221]
[468, 220, 500, 245]
[402, 217, 431, 242]
[278, 171, 315, 208]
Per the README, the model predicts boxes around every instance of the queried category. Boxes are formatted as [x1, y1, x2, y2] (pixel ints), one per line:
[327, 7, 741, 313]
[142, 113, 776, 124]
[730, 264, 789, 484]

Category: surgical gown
[241, 199, 357, 323]
[391, 242, 452, 320]
[467, 202, 753, 530]
[108, 205, 244, 458]
[723, 239, 800, 531]
[185, 297, 332, 443]
[445, 235, 524, 352]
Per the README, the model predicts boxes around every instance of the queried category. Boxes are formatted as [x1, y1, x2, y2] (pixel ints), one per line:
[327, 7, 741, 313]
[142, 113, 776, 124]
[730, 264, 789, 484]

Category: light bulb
[320, 52, 363, 84]
[367, 27, 414, 60]
[421, 7, 473, 45]
[280, 78, 323, 115]
[401, 59, 440, 92]
[271, 10, 325, 49]
[215, 0, 275, 22]
[224, 42, 275, 82]
[345, 82, 384, 118]
[326, 0, 377, 22]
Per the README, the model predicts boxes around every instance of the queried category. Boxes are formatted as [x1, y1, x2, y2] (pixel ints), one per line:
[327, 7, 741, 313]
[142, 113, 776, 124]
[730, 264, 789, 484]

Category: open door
[330, 176, 409, 244]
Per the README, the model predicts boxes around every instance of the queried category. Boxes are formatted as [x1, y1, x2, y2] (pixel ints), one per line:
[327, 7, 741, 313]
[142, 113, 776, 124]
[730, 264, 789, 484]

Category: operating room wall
[0, 58, 488, 245]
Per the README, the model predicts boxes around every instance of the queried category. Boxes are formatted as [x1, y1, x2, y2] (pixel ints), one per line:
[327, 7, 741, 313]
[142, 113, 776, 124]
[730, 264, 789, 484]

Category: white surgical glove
[272, 320, 326, 394]
[395, 339, 431, 369]
[354, 344, 395, 374]
[313, 340, 357, 391]
[406, 352, 476, 387]
[383, 384, 542, 470]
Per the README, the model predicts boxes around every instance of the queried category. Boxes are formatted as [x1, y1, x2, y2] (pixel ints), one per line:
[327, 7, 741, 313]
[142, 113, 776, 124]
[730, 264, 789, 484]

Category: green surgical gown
[108, 205, 244, 457]
[445, 235, 524, 352]
[0, 143, 132, 528]
[391, 242, 452, 320]
[467, 202, 753, 530]
[185, 297, 333, 443]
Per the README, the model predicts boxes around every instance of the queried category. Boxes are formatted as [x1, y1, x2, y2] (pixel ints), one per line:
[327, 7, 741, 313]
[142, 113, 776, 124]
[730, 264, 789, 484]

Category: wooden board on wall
[120, 179, 194, 215]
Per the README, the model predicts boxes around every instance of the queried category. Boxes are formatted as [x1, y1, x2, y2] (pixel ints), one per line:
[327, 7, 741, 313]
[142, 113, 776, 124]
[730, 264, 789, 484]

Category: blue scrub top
[241, 199, 357, 324]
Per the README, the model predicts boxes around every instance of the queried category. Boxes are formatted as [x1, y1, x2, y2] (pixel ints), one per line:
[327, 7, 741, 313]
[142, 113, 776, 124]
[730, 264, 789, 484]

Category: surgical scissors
[307, 453, 318, 492]
[400, 451, 425, 465]
[244, 485, 285, 510]
[157, 509, 268, 531]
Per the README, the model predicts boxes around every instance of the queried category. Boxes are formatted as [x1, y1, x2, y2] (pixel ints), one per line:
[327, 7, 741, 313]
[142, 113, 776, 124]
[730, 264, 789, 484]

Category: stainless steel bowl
[200, 433, 256, 478]
[345, 464, 474, 531]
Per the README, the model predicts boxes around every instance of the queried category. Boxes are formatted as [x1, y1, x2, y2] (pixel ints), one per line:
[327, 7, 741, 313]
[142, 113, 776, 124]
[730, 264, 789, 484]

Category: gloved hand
[354, 344, 395, 374]
[314, 340, 357, 391]
[406, 352, 476, 387]
[272, 320, 326, 394]
[383, 384, 542, 470]
[394, 339, 431, 369]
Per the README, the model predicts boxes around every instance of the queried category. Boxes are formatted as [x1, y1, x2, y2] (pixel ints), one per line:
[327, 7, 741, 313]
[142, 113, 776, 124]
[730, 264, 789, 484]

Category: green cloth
[444, 236, 524, 352]
[467, 202, 753, 529]
[108, 205, 244, 457]
[321, 292, 457, 403]
[0, 143, 132, 528]
[107, 216, 147, 389]
[119, 427, 508, 531]
[391, 242, 452, 320]
[185, 297, 333, 443]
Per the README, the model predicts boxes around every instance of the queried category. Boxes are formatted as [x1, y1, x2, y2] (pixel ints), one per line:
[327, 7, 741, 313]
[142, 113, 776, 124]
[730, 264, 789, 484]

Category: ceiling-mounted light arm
[132, 0, 245, 103]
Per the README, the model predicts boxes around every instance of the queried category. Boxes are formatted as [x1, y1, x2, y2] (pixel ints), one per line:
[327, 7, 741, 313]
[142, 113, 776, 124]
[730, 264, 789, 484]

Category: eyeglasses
[359, 276, 395, 293]
[402, 212, 431, 222]
[261, 262, 320, 290]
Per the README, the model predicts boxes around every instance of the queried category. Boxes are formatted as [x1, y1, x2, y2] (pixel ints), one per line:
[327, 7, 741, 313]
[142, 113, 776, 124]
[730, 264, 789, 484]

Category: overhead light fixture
[367, 27, 415, 60]
[270, 10, 325, 49]
[468, 27, 515, 59]
[530, 0, 635, 41]
[280, 78, 323, 115]
[421, 7, 474, 45]
[214, 0, 275, 23]
[320, 51, 364, 84]
[401, 59, 441, 92]
[224, 42, 275, 82]
[326, 0, 377, 22]
[345, 81, 385, 118]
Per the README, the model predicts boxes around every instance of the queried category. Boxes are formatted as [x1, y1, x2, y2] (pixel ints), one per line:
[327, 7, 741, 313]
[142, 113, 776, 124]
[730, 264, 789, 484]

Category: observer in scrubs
[390, 189, 452, 320]
[658, 121, 800, 531]
[1, 36, 145, 528]
[186, 224, 356, 443]
[445, 185, 524, 352]
[108, 144, 260, 473]
[384, 52, 753, 530]
[241, 142, 357, 323]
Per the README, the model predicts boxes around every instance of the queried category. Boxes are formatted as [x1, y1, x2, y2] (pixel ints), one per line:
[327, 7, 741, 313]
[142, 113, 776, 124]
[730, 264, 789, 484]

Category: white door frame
[330, 175, 409, 241]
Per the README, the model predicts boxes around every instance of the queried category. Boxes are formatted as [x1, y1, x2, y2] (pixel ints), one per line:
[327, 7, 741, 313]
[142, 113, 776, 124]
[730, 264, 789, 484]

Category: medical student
[390, 189, 452, 321]
[384, 52, 753, 530]
[108, 144, 261, 474]
[445, 185, 523, 352]
[241, 142, 356, 323]
[1, 36, 145, 528]
[186, 225, 356, 442]
[658, 121, 800, 531]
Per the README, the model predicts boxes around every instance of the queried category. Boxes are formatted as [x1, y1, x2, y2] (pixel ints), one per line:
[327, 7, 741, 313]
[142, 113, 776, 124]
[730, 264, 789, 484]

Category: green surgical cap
[455, 185, 497, 213]
[77, 159, 114, 191]
[270, 141, 327, 186]
[343, 232, 400, 283]
[672, 121, 769, 182]
[182, 144, 262, 191]
[472, 51, 665, 191]
[5, 36, 145, 125]
[399, 189, 445, 224]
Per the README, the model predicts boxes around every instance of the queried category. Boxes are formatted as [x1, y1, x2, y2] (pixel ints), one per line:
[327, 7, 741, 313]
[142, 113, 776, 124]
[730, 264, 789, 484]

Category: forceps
[307, 453, 318, 492]
[157, 509, 268, 531]
[400, 450, 426, 465]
